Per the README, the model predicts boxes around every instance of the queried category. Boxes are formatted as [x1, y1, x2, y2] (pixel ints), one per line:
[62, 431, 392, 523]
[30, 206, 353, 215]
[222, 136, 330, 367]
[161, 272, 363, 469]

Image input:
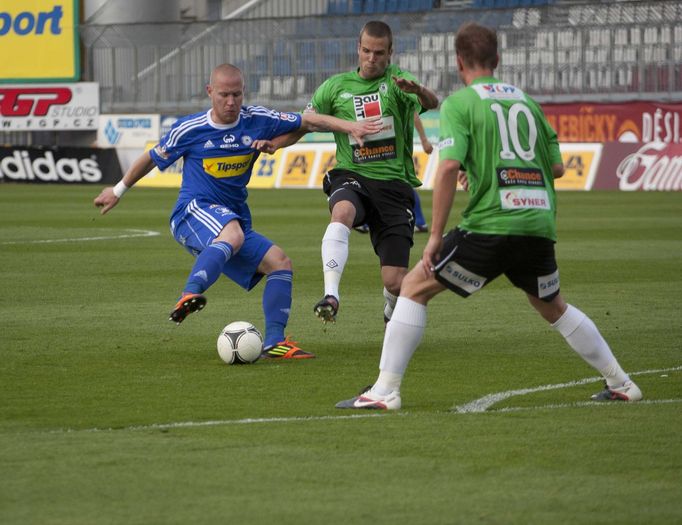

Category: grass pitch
[0, 184, 681, 524]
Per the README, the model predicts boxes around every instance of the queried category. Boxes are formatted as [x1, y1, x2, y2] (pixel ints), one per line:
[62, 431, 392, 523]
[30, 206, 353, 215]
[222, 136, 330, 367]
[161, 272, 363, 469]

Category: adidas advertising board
[0, 147, 121, 184]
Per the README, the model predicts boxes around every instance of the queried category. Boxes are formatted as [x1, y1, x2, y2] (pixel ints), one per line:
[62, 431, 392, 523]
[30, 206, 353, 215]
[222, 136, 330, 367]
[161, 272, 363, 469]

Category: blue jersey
[150, 106, 302, 230]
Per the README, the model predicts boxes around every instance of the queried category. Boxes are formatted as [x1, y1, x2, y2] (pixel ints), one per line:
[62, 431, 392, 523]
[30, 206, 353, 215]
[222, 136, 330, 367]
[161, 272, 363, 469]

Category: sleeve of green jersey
[534, 101, 563, 165]
[545, 120, 563, 165]
[310, 78, 333, 115]
[438, 96, 468, 163]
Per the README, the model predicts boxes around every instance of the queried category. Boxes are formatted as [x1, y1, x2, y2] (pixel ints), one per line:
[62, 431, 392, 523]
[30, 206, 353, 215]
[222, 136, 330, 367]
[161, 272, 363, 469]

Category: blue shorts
[170, 199, 273, 291]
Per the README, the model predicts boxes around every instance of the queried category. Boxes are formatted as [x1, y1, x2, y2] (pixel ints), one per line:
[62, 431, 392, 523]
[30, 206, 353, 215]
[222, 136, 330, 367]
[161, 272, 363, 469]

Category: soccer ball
[217, 322, 263, 364]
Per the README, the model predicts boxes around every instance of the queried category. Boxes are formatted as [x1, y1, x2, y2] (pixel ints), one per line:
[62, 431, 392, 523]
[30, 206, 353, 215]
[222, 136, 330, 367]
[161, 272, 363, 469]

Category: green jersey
[309, 64, 423, 186]
[439, 76, 563, 240]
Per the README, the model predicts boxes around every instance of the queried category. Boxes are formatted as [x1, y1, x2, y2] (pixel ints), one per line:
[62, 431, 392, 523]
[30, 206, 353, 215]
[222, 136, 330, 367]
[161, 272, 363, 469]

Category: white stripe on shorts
[187, 200, 223, 236]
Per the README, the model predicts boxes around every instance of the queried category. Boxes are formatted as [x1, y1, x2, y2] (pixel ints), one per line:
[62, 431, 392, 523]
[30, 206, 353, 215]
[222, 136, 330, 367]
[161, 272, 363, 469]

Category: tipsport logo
[353, 93, 382, 120]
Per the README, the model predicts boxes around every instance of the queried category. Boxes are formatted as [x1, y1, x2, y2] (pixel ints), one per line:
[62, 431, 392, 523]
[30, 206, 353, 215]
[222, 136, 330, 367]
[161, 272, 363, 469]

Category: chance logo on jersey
[203, 153, 254, 178]
[350, 93, 396, 164]
[497, 167, 545, 187]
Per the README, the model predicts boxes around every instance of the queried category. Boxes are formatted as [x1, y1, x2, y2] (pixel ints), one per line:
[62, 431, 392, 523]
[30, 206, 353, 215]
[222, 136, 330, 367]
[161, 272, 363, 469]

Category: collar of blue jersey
[207, 109, 241, 130]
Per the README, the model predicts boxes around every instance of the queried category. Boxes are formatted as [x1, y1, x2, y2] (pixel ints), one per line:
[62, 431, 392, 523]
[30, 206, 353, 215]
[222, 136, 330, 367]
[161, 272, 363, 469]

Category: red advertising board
[542, 102, 682, 144]
[592, 142, 682, 191]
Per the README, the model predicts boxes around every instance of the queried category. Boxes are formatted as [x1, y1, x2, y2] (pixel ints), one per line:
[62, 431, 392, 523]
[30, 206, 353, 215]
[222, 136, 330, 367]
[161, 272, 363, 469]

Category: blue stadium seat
[352, 0, 363, 13]
[397, 0, 409, 12]
[375, 0, 387, 12]
[363, 0, 375, 13]
[273, 57, 291, 75]
[386, 0, 398, 11]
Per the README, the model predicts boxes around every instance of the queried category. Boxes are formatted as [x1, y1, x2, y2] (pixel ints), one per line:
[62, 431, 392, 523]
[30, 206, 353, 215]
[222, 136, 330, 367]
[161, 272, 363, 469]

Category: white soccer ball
[217, 321, 263, 364]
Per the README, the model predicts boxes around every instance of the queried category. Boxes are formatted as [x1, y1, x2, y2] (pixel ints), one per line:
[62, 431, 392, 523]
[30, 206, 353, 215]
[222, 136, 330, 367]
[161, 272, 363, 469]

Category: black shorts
[434, 228, 560, 301]
[323, 168, 415, 267]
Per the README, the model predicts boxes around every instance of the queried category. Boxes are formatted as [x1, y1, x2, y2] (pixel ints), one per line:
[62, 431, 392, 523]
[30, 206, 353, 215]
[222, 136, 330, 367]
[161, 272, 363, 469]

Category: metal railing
[78, 1, 682, 113]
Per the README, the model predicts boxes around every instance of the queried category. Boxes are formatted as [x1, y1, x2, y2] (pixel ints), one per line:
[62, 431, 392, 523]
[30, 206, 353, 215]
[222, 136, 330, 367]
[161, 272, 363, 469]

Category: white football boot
[335, 386, 401, 410]
[591, 380, 643, 402]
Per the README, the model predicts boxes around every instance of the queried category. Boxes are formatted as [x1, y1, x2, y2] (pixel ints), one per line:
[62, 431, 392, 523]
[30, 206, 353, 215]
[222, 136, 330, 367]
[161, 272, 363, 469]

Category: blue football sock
[183, 241, 233, 295]
[262, 270, 293, 348]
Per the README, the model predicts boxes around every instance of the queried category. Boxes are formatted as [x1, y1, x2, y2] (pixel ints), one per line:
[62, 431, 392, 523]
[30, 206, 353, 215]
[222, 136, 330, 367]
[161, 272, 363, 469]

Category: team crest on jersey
[379, 82, 388, 94]
[353, 92, 382, 120]
[241, 135, 253, 146]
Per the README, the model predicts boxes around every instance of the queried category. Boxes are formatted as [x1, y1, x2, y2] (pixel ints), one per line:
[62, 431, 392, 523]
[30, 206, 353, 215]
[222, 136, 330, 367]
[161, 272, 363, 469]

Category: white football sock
[321, 222, 350, 300]
[373, 298, 427, 395]
[552, 304, 629, 387]
[383, 287, 398, 320]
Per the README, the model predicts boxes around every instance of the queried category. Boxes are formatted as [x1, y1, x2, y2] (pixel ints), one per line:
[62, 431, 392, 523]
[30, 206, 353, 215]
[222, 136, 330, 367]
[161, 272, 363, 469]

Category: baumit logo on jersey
[353, 93, 382, 120]
[203, 153, 254, 178]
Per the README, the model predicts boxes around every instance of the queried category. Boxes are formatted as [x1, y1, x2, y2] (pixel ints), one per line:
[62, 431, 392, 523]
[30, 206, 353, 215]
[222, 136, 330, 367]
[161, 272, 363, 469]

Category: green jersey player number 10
[490, 102, 537, 162]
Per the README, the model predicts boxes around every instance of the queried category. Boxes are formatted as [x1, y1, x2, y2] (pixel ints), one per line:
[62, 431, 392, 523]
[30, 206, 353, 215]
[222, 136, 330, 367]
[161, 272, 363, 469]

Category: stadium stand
[33, 0, 682, 113]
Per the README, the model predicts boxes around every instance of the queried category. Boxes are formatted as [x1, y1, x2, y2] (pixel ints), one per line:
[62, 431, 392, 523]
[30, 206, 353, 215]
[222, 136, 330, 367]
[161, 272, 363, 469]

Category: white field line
[48, 366, 681, 434]
[488, 398, 682, 413]
[0, 229, 160, 245]
[54, 413, 390, 434]
[453, 365, 682, 414]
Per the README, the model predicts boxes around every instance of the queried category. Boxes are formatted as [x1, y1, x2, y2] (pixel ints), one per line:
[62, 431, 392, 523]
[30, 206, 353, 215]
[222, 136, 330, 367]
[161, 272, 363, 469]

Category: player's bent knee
[401, 267, 442, 304]
[259, 246, 292, 274]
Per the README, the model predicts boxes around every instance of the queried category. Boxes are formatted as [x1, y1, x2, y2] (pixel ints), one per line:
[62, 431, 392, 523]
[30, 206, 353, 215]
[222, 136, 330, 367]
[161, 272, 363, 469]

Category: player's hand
[457, 170, 469, 191]
[348, 117, 382, 146]
[251, 139, 277, 154]
[93, 187, 119, 215]
[421, 234, 443, 278]
[392, 76, 423, 95]
[422, 140, 434, 155]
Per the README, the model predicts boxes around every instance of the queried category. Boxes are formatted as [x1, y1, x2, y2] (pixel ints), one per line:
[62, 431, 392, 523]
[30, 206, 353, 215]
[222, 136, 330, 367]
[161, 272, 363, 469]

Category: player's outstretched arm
[414, 112, 433, 154]
[252, 130, 307, 155]
[392, 76, 439, 110]
[93, 151, 156, 215]
[301, 112, 382, 146]
[252, 114, 382, 153]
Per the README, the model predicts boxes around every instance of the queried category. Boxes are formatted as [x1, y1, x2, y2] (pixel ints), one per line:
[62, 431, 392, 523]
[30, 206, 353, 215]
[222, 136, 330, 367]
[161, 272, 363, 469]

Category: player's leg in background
[529, 293, 642, 400]
[316, 193, 364, 322]
[413, 189, 428, 232]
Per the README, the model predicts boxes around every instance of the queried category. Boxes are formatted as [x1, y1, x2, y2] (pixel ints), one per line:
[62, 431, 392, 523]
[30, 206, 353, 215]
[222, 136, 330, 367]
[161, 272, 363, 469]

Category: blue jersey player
[94, 63, 381, 359]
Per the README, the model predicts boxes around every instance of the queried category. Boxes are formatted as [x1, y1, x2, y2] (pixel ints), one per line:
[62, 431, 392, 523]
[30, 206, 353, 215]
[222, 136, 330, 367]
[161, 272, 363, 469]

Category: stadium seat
[351, 0, 363, 13]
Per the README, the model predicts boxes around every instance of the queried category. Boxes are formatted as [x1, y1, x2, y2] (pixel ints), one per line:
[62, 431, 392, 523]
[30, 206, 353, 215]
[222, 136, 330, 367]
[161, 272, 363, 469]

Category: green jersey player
[336, 22, 642, 410]
[255, 21, 438, 326]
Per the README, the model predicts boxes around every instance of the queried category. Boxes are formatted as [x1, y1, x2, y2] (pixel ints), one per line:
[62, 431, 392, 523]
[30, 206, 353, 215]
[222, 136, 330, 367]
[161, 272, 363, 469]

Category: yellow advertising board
[555, 143, 602, 191]
[249, 150, 282, 189]
[0, 0, 80, 82]
[132, 142, 600, 191]
[313, 149, 337, 188]
[278, 147, 318, 188]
